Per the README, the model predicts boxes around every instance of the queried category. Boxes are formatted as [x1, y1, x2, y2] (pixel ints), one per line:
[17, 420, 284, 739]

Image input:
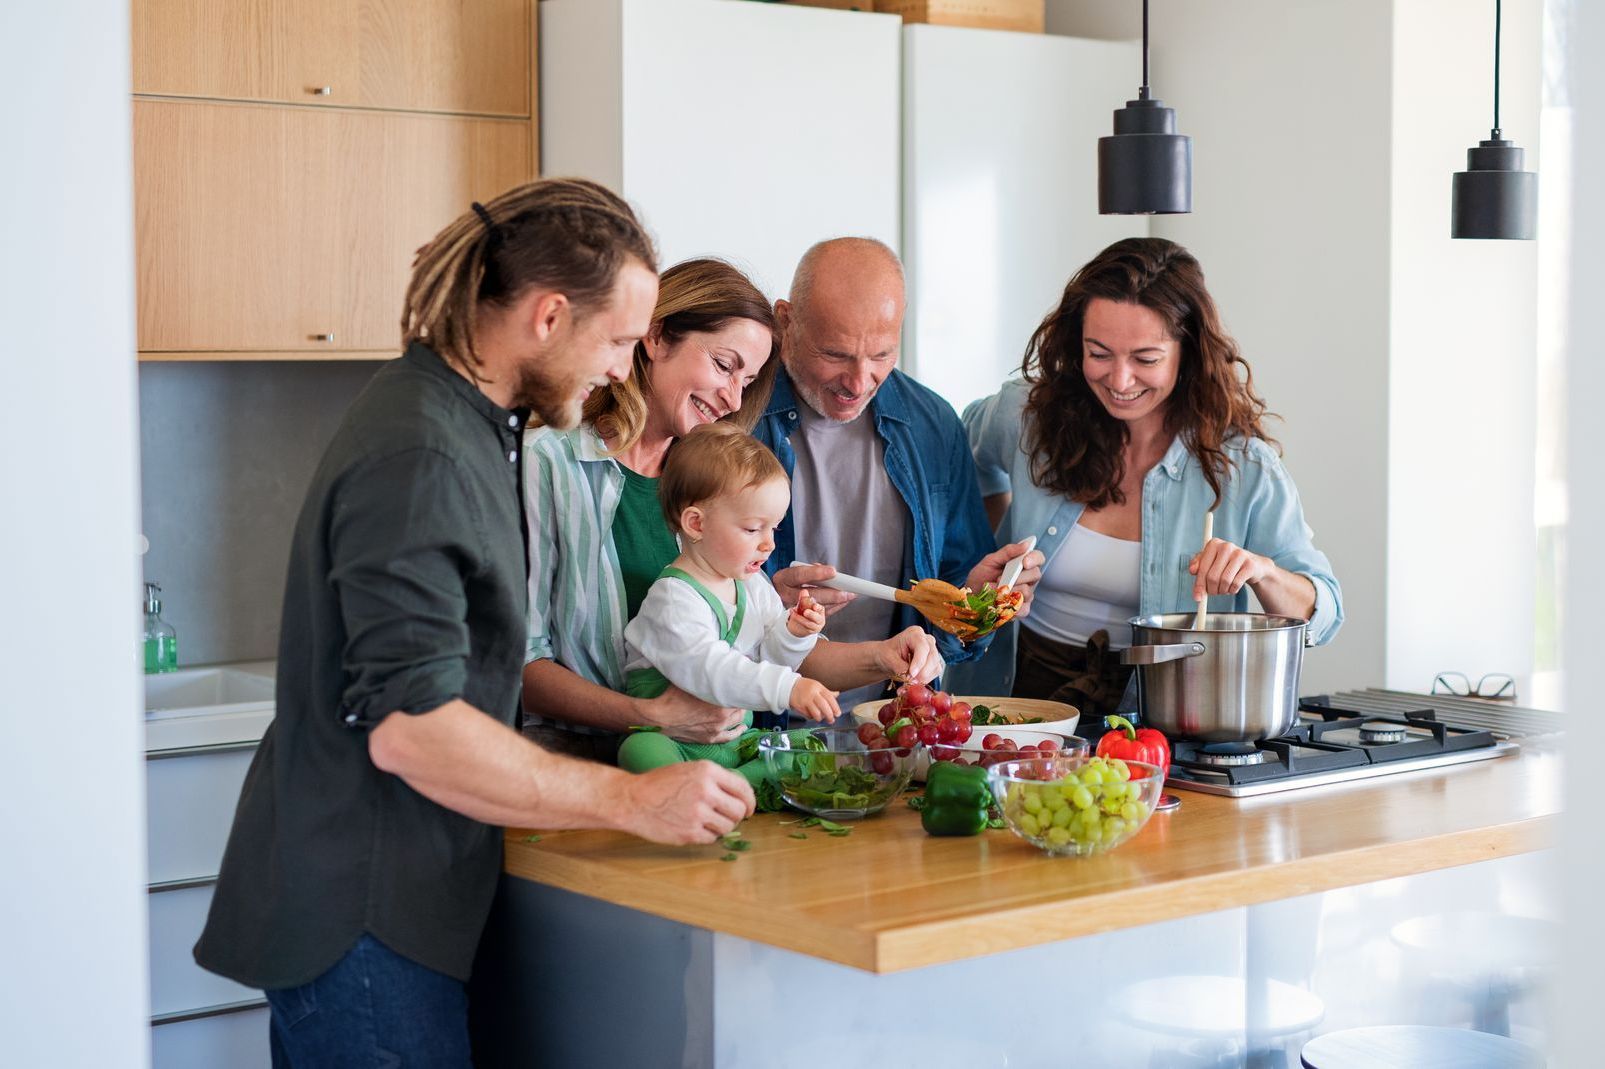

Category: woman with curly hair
[948, 238, 1342, 722]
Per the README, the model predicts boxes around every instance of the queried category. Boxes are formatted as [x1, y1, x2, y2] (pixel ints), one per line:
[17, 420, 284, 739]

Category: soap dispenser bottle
[143, 582, 178, 674]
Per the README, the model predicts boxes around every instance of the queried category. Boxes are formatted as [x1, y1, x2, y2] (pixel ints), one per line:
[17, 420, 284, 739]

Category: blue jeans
[265, 934, 471, 1068]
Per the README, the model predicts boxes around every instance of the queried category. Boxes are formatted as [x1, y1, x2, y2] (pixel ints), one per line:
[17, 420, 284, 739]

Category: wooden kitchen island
[470, 739, 1561, 1067]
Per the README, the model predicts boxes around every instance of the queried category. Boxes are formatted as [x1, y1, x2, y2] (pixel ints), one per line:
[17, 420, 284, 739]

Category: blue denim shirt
[753, 367, 998, 670]
[945, 379, 1344, 697]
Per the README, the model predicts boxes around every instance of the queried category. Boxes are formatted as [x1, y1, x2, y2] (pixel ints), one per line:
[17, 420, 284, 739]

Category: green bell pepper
[921, 761, 992, 837]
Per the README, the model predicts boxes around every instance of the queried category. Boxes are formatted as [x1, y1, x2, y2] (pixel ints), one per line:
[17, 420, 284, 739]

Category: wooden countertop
[502, 738, 1561, 974]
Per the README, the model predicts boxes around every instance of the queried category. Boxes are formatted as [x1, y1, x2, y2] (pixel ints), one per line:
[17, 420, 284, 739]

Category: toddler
[618, 422, 838, 787]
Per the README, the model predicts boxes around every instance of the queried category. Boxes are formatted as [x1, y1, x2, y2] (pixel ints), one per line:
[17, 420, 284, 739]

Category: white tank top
[1023, 522, 1142, 648]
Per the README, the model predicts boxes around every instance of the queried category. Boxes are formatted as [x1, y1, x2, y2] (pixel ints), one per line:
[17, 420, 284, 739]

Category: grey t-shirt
[789, 403, 909, 712]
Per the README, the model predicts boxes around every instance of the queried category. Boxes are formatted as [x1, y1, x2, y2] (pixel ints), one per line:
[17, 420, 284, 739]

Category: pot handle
[1121, 641, 1207, 666]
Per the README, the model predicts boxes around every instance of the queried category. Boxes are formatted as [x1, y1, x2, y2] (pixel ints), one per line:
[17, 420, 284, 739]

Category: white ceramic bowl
[849, 695, 1080, 738]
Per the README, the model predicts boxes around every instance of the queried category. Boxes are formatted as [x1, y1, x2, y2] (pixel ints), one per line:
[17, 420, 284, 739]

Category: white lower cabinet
[146, 746, 256, 884]
[147, 732, 270, 1067]
[152, 1006, 272, 1069]
[149, 883, 260, 1016]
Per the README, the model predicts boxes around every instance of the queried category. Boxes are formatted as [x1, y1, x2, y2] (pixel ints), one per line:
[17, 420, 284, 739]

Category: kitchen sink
[145, 665, 275, 719]
[144, 664, 277, 752]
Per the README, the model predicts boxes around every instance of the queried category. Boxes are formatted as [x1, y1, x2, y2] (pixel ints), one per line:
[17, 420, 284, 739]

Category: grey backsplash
[139, 361, 383, 666]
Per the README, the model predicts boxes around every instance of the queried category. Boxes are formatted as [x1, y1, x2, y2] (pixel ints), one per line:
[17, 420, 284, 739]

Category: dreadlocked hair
[1021, 237, 1276, 511]
[584, 257, 780, 454]
[401, 177, 658, 381]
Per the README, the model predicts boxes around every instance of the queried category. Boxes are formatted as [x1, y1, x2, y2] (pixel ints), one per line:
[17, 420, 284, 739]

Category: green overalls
[618, 567, 768, 787]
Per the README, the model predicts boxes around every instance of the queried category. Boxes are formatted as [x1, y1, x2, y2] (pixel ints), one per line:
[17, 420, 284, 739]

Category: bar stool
[1388, 912, 1555, 1036]
[1120, 975, 1325, 1068]
[1300, 1024, 1545, 1068]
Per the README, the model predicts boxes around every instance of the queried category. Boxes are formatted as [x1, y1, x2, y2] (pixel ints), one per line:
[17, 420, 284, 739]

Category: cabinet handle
[310, 333, 336, 342]
[308, 86, 332, 96]
[151, 998, 268, 1027]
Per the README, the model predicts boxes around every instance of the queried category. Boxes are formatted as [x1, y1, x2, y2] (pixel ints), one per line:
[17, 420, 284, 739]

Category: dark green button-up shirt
[196, 342, 529, 988]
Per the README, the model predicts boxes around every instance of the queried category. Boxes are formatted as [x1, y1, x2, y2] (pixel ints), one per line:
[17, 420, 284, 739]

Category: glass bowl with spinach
[758, 727, 917, 820]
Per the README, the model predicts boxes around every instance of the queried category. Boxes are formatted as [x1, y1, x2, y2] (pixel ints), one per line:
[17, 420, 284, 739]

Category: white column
[0, 2, 150, 1065]
[1559, 0, 1604, 1060]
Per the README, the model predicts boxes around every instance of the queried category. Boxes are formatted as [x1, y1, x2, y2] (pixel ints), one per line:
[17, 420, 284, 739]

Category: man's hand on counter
[615, 763, 755, 845]
[367, 700, 752, 844]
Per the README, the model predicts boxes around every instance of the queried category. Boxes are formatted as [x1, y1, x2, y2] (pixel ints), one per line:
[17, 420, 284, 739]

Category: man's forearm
[522, 657, 641, 732]
[368, 700, 633, 830]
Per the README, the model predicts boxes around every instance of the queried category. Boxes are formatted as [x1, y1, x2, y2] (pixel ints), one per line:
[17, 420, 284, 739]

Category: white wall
[1386, 0, 1541, 695]
[0, 3, 151, 1066]
[541, 0, 902, 300]
[1053, 0, 1396, 696]
[901, 25, 1143, 412]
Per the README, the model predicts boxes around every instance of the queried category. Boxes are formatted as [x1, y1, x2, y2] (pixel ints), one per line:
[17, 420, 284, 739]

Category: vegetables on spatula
[803, 564, 1026, 643]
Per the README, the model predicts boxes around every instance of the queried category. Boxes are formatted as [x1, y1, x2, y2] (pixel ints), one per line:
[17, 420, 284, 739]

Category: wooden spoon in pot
[1192, 512, 1214, 631]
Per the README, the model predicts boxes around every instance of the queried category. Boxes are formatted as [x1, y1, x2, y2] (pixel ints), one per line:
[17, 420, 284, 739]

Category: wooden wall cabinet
[135, 99, 530, 358]
[133, 0, 531, 117]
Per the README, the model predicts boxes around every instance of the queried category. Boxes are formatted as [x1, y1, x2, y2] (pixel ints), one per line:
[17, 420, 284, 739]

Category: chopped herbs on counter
[781, 816, 851, 837]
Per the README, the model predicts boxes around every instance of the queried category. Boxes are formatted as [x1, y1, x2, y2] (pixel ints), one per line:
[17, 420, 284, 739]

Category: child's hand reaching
[788, 677, 840, 723]
[787, 591, 826, 638]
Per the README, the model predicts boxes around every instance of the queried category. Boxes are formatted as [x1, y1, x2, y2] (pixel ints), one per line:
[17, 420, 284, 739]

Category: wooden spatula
[798, 564, 1023, 642]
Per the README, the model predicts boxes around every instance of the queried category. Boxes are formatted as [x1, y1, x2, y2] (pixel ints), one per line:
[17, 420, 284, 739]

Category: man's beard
[791, 370, 874, 424]
[511, 359, 585, 430]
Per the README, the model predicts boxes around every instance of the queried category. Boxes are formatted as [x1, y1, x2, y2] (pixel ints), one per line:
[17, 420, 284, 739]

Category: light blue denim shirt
[945, 379, 1343, 697]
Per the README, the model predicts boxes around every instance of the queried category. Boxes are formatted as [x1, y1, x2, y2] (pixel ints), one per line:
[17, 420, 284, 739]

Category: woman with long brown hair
[948, 237, 1342, 722]
[520, 257, 783, 760]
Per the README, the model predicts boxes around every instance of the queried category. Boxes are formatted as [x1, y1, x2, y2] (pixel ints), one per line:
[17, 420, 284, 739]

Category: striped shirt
[522, 424, 634, 734]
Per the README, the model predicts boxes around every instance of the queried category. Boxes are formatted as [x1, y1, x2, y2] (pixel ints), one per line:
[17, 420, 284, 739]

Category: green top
[612, 465, 681, 619]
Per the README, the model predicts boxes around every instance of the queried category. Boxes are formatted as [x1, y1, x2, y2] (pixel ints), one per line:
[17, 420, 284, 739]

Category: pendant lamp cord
[1492, 0, 1503, 138]
[1139, 0, 1151, 101]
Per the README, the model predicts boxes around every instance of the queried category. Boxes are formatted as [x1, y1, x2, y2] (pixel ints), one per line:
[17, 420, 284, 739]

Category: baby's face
[695, 477, 790, 581]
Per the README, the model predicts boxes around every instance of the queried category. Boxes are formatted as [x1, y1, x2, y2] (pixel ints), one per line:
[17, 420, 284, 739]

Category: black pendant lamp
[1452, 0, 1537, 239]
[1099, 0, 1191, 215]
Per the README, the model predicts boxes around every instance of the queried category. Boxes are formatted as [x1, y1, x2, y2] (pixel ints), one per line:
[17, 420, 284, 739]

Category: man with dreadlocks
[195, 178, 756, 1066]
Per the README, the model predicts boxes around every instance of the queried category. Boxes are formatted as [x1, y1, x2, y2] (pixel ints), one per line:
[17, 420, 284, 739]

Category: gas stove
[1163, 694, 1527, 797]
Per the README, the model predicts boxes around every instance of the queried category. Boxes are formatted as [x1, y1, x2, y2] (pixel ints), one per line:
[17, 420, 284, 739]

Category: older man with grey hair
[756, 237, 1044, 715]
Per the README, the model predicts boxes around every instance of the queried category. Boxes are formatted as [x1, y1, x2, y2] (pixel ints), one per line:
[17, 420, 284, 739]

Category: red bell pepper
[1095, 715, 1171, 778]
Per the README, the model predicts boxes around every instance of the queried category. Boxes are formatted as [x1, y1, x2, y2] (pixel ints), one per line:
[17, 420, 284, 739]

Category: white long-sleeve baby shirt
[622, 571, 819, 714]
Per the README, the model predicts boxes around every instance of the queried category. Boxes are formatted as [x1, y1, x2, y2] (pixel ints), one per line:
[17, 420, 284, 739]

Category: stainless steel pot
[1121, 613, 1307, 743]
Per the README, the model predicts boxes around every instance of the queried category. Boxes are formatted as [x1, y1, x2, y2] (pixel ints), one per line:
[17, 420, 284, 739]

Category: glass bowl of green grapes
[986, 754, 1164, 857]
